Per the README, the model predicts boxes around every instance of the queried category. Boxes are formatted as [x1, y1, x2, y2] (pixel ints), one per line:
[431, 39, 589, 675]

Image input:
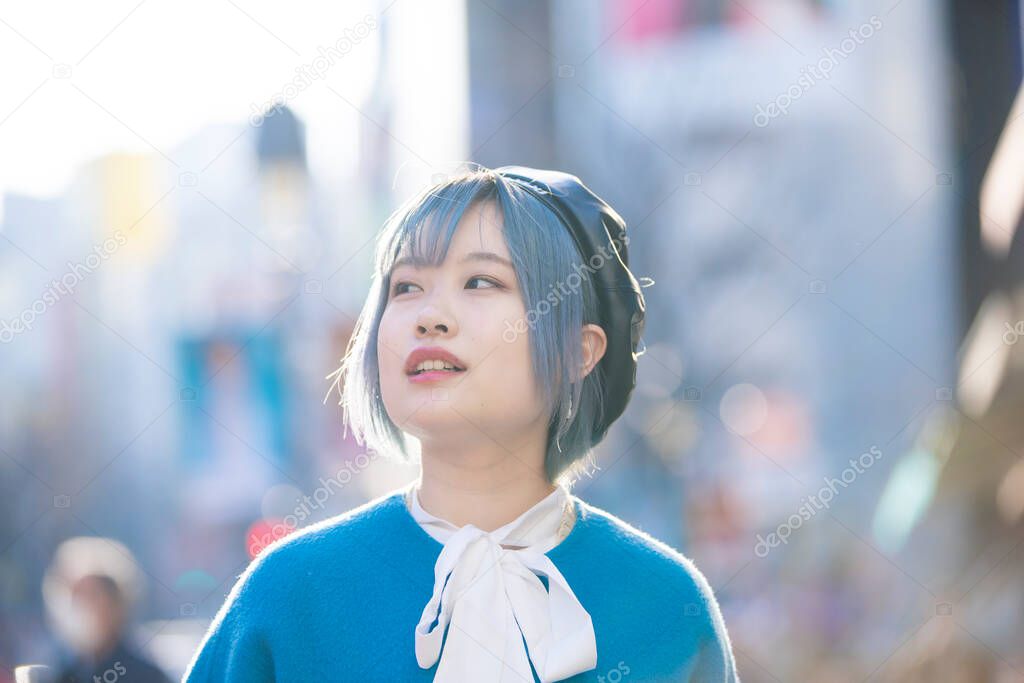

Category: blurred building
[2, 0, 1022, 680]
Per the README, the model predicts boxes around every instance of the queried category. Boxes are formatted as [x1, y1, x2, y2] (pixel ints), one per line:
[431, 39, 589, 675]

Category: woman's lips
[407, 368, 464, 384]
[404, 346, 467, 375]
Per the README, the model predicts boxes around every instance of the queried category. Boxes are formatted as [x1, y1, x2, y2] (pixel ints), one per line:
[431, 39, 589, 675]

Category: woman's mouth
[404, 348, 468, 383]
[408, 370, 463, 383]
[407, 361, 465, 384]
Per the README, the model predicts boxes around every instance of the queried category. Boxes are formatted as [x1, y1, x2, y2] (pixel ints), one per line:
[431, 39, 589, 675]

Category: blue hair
[326, 167, 606, 485]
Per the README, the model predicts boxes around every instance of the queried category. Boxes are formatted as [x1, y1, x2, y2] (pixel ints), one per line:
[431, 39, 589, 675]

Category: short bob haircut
[326, 166, 607, 486]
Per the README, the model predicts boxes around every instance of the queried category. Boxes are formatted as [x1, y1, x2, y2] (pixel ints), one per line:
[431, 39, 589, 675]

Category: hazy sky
[0, 1, 383, 197]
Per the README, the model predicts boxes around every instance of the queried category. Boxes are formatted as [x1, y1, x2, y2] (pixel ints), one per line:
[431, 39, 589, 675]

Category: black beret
[495, 165, 647, 444]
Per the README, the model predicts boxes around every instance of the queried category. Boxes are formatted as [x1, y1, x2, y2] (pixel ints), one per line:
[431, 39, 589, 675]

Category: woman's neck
[414, 432, 557, 531]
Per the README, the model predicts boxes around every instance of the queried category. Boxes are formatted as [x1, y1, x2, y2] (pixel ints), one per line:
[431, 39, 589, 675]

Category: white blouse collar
[406, 483, 576, 549]
[406, 483, 597, 682]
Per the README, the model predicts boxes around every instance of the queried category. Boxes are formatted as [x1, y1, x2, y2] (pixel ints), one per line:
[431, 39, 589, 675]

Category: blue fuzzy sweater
[182, 489, 739, 682]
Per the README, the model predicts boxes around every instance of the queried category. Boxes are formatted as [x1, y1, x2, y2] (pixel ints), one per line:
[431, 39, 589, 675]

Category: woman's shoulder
[182, 491, 413, 681]
[255, 488, 408, 567]
[568, 496, 740, 680]
[572, 495, 715, 594]
[226, 488, 409, 600]
[568, 497, 732, 634]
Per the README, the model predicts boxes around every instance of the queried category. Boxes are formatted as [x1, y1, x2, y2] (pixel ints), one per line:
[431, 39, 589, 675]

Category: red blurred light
[246, 518, 295, 559]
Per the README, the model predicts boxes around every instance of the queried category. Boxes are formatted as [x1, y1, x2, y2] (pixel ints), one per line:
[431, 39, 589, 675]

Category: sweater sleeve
[181, 554, 275, 683]
[686, 564, 740, 683]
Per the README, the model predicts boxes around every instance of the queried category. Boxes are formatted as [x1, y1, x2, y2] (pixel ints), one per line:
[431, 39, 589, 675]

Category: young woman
[183, 166, 739, 682]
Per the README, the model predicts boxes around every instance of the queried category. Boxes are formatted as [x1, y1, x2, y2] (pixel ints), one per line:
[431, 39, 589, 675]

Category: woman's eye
[391, 277, 499, 296]
[466, 276, 500, 290]
[391, 281, 421, 296]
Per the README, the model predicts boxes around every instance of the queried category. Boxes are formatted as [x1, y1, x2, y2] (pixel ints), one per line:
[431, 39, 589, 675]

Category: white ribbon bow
[411, 487, 597, 683]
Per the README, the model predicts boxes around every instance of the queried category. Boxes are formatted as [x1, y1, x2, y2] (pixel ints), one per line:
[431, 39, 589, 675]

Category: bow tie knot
[411, 490, 597, 682]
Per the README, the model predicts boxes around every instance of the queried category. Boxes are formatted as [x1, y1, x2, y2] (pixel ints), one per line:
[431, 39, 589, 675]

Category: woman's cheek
[377, 313, 403, 379]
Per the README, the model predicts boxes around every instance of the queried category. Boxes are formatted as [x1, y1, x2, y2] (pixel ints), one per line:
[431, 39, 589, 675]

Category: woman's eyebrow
[392, 255, 426, 270]
[392, 251, 513, 270]
[458, 251, 513, 268]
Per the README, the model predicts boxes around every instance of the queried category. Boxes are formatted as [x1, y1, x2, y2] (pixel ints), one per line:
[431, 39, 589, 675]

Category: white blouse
[406, 483, 597, 682]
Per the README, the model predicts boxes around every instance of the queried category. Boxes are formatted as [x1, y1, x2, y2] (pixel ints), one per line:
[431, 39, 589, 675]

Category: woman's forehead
[449, 202, 507, 253]
[393, 200, 510, 268]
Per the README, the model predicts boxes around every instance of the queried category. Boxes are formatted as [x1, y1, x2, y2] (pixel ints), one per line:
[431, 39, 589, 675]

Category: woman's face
[377, 199, 548, 452]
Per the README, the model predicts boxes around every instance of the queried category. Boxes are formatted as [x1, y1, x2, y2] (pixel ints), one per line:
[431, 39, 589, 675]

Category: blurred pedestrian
[42, 537, 170, 683]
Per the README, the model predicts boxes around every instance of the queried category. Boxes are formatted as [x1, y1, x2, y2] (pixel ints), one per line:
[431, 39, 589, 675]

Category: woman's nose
[415, 309, 456, 336]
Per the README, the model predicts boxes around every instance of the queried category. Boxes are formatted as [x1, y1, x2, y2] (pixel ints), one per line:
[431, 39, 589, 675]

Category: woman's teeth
[413, 359, 462, 373]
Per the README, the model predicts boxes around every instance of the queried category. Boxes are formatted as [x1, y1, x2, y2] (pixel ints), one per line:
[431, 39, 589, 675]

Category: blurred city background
[1, 0, 1023, 680]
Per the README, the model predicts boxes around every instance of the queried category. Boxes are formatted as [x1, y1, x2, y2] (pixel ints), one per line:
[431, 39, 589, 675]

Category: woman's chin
[390, 403, 466, 434]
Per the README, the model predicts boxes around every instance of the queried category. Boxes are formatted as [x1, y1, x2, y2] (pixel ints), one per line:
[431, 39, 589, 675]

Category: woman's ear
[580, 323, 608, 380]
